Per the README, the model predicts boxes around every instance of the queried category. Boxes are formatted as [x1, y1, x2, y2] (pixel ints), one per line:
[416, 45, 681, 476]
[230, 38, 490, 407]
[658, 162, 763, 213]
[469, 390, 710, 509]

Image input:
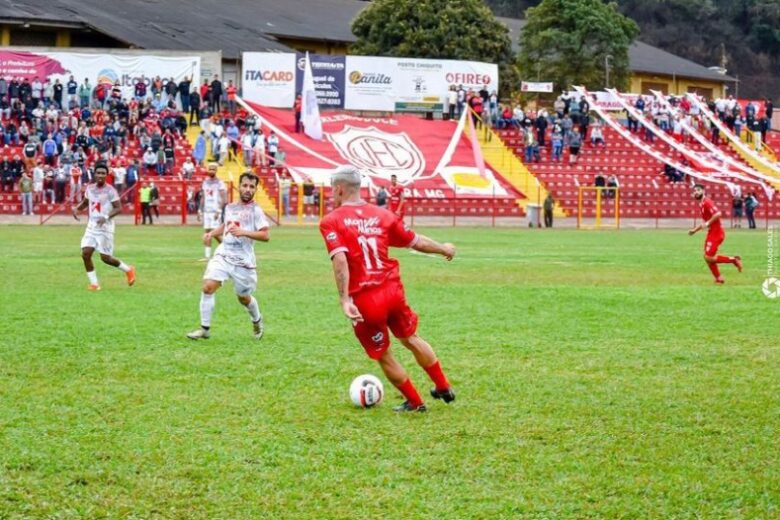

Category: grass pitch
[0, 225, 778, 518]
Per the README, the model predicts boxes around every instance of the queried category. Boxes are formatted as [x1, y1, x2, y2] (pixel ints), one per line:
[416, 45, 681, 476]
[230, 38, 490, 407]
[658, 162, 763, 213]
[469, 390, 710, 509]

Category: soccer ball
[349, 374, 384, 408]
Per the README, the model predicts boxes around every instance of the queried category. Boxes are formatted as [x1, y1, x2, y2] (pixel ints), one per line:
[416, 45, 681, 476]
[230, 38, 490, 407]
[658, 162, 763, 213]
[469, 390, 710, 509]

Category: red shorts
[351, 281, 418, 360]
[704, 230, 724, 256]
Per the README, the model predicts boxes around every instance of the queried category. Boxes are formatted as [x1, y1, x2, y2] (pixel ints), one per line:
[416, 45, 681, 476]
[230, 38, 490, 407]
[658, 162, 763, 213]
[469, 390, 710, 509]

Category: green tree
[351, 0, 518, 95]
[518, 0, 639, 92]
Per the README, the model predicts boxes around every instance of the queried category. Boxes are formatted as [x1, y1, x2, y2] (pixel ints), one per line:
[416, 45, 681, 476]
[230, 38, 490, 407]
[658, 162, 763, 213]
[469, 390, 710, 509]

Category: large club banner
[242, 52, 498, 112]
[294, 53, 346, 109]
[0, 50, 200, 99]
[245, 101, 518, 198]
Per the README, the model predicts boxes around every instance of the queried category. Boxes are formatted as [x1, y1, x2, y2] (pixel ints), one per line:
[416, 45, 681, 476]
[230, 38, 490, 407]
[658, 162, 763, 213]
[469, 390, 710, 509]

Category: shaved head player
[320, 165, 456, 412]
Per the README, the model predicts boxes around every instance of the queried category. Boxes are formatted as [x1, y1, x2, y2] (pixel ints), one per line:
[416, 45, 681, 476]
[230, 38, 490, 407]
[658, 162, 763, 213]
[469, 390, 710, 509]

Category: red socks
[716, 256, 734, 264]
[424, 360, 451, 392]
[707, 261, 721, 280]
[396, 379, 423, 408]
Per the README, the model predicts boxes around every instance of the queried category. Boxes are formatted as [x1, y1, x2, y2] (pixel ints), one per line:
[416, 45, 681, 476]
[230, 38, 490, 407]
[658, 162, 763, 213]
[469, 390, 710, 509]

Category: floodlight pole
[605, 55, 613, 89]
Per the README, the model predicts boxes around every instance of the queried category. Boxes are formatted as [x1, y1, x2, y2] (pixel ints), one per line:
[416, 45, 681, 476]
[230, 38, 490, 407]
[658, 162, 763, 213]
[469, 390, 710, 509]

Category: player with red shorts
[387, 174, 405, 219]
[320, 165, 456, 412]
[688, 183, 742, 284]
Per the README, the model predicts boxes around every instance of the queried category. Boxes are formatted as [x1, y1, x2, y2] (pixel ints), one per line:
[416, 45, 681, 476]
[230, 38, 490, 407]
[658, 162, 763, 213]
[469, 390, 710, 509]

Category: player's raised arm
[411, 234, 456, 261]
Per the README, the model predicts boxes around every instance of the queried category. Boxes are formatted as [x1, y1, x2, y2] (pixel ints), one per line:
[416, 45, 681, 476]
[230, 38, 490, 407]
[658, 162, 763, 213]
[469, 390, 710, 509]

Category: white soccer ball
[349, 374, 384, 408]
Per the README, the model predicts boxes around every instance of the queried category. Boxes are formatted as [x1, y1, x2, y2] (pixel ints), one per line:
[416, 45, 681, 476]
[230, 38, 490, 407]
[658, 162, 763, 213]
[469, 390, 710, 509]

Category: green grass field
[1, 225, 778, 518]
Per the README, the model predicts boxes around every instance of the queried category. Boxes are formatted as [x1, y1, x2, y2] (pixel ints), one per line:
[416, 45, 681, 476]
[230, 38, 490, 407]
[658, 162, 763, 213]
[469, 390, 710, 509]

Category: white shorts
[203, 212, 222, 230]
[33, 182, 43, 192]
[81, 228, 114, 256]
[203, 255, 257, 296]
[304, 195, 315, 205]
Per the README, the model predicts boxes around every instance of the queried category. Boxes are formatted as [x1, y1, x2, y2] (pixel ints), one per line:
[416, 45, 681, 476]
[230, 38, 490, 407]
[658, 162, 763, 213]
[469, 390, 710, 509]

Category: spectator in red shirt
[294, 94, 302, 133]
[226, 80, 237, 115]
[200, 79, 211, 111]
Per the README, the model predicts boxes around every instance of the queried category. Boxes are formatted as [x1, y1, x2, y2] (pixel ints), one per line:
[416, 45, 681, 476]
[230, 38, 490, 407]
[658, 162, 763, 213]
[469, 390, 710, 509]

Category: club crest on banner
[327, 126, 425, 183]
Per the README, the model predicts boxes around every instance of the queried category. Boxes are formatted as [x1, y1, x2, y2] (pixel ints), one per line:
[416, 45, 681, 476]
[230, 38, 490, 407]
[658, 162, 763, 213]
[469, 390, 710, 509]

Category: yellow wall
[275, 37, 349, 55]
[629, 72, 726, 98]
[1, 26, 10, 46]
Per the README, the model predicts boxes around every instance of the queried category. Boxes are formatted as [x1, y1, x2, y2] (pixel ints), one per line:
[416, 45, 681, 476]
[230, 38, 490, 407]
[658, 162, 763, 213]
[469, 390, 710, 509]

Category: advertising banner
[0, 50, 200, 100]
[294, 53, 345, 109]
[568, 90, 640, 111]
[345, 56, 499, 112]
[521, 81, 554, 93]
[242, 52, 296, 108]
[242, 53, 498, 112]
[343, 55, 396, 111]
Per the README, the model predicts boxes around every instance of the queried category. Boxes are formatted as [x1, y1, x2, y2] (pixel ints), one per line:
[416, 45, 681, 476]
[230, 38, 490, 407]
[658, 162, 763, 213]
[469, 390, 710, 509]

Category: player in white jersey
[72, 160, 136, 291]
[187, 172, 270, 340]
[198, 162, 227, 261]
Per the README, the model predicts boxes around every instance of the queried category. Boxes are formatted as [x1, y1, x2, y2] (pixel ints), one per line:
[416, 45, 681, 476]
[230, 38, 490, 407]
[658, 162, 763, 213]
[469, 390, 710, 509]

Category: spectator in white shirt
[181, 157, 195, 179]
[447, 85, 457, 120]
[31, 77, 43, 102]
[267, 132, 279, 166]
[113, 163, 127, 195]
[217, 134, 230, 165]
[143, 147, 157, 175]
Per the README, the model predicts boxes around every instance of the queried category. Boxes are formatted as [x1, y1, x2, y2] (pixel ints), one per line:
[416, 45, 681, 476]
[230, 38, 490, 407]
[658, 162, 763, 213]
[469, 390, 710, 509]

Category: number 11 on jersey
[358, 236, 383, 270]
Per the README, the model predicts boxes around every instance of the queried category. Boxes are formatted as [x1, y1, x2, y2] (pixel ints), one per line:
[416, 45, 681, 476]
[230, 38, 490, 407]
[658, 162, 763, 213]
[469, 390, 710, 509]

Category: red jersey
[319, 202, 418, 295]
[700, 197, 723, 235]
[388, 184, 404, 212]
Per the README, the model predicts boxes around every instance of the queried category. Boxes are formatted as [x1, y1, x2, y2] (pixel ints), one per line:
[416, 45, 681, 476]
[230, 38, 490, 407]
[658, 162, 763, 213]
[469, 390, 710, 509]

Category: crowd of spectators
[443, 86, 608, 166]
[0, 73, 275, 216]
[626, 93, 773, 149]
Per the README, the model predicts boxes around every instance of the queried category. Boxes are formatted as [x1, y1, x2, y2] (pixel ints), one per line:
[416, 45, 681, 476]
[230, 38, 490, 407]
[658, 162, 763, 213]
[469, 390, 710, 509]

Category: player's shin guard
[424, 360, 451, 392]
[707, 261, 721, 280]
[246, 296, 261, 323]
[396, 378, 424, 408]
[715, 255, 734, 264]
[86, 270, 98, 285]
[116, 261, 132, 273]
[200, 292, 215, 328]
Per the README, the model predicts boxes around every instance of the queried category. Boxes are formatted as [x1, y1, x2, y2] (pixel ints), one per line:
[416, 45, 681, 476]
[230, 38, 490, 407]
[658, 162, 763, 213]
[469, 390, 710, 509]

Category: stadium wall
[630, 72, 727, 98]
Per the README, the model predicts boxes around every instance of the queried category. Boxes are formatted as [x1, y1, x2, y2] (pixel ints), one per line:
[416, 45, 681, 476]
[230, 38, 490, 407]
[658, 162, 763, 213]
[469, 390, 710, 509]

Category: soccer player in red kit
[688, 184, 742, 284]
[320, 165, 456, 412]
[387, 174, 405, 218]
